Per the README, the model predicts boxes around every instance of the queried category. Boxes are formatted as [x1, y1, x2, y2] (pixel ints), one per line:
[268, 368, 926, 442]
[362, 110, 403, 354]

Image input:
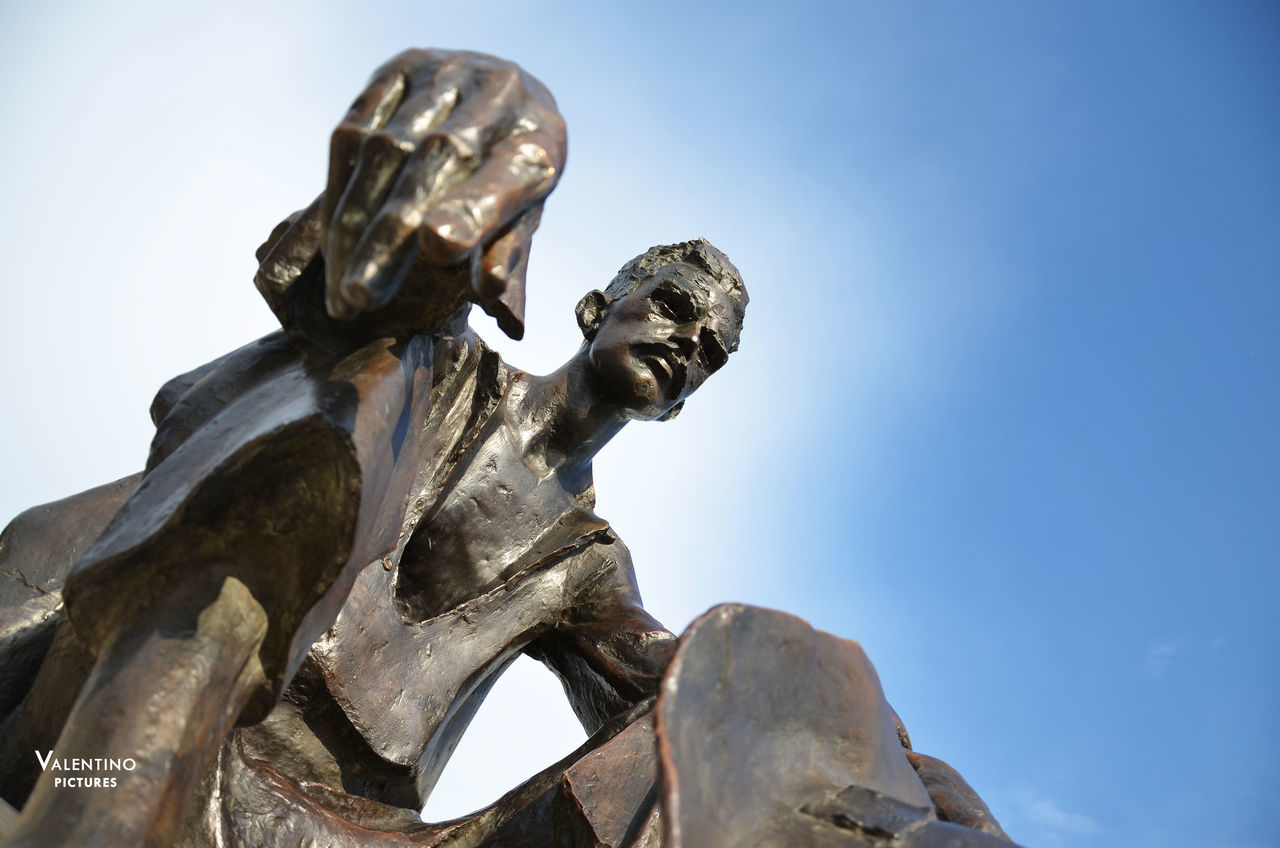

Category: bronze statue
[0, 49, 1016, 848]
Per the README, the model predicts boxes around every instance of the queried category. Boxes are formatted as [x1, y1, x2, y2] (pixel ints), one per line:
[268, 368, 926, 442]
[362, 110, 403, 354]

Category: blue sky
[1, 2, 1276, 845]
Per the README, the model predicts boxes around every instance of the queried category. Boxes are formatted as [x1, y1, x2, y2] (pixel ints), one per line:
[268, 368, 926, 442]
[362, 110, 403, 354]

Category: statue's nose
[670, 324, 698, 357]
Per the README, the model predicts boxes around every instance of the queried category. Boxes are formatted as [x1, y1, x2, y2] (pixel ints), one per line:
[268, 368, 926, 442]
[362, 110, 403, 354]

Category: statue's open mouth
[635, 343, 686, 399]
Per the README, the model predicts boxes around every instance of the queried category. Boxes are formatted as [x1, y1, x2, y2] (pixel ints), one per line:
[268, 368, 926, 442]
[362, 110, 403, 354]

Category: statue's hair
[603, 239, 748, 352]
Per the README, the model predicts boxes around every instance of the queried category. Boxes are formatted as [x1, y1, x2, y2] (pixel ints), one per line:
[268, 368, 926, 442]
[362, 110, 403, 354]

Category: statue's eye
[699, 328, 729, 372]
[651, 284, 697, 323]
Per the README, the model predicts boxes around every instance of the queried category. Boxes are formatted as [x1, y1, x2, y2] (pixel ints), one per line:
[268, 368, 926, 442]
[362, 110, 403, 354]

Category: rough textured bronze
[0, 47, 1013, 848]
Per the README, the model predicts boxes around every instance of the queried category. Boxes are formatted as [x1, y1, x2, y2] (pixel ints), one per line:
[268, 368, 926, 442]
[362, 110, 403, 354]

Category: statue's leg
[0, 474, 145, 807]
[5, 575, 267, 848]
[6, 332, 433, 846]
[0, 615, 95, 806]
[5, 428, 356, 845]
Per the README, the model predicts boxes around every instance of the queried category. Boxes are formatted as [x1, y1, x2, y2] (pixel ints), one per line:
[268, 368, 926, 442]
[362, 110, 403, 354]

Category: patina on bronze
[0, 49, 1017, 848]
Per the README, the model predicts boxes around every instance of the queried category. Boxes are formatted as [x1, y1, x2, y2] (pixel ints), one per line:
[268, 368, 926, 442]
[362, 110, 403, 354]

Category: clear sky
[1, 2, 1276, 846]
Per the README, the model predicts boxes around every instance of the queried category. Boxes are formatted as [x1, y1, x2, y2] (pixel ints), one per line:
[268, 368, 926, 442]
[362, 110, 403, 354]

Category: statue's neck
[509, 349, 628, 479]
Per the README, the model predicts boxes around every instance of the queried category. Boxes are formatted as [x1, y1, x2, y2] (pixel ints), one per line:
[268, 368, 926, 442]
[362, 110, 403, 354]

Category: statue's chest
[398, 405, 583, 617]
[300, 505, 609, 806]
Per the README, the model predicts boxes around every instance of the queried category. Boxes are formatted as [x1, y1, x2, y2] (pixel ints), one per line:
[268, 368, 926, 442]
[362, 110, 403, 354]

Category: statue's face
[587, 264, 736, 419]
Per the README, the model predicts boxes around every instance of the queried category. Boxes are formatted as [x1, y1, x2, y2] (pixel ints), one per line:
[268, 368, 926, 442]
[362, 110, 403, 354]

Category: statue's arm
[0, 346, 242, 639]
[148, 349, 244, 425]
[524, 537, 676, 734]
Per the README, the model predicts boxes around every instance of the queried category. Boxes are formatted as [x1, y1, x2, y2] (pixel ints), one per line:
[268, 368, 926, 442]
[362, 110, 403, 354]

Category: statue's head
[576, 239, 747, 421]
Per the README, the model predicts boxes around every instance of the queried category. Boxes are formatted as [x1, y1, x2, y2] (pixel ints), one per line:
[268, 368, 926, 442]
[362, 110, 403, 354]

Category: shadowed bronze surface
[0, 48, 1014, 848]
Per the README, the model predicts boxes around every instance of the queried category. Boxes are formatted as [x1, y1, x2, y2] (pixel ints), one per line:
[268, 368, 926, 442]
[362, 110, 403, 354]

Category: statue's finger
[333, 74, 526, 311]
[328, 58, 563, 318]
[325, 132, 415, 318]
[335, 128, 554, 319]
[338, 204, 424, 316]
[379, 53, 473, 140]
[416, 126, 563, 266]
[474, 205, 541, 340]
[322, 69, 407, 248]
[323, 67, 479, 318]
[255, 194, 324, 321]
[334, 134, 469, 313]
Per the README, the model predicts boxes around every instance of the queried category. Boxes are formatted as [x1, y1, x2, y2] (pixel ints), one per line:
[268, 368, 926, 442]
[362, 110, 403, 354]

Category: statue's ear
[657, 401, 684, 422]
[575, 290, 609, 339]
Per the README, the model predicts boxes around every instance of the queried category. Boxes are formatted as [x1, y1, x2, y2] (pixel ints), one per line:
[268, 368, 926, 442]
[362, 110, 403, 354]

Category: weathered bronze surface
[0, 49, 1016, 848]
[658, 605, 1013, 847]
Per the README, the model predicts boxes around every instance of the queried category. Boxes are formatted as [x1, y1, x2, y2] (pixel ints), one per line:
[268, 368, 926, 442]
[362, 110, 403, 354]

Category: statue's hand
[322, 49, 566, 339]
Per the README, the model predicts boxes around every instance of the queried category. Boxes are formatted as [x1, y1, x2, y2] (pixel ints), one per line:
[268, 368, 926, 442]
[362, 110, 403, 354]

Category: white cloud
[1023, 798, 1100, 835]
[1012, 794, 1101, 847]
[1144, 639, 1182, 679]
